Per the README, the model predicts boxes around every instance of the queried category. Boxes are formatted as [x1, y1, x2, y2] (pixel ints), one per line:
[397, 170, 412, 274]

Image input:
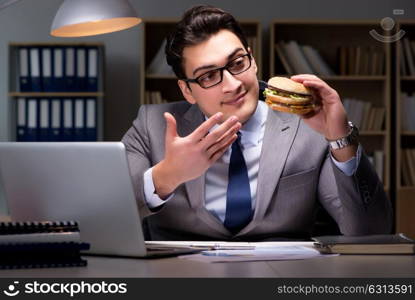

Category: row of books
[0, 221, 88, 269]
[400, 38, 415, 76]
[18, 46, 99, 92]
[367, 150, 384, 182]
[401, 93, 415, 131]
[16, 97, 98, 142]
[343, 98, 385, 131]
[339, 46, 385, 76]
[275, 41, 335, 76]
[401, 149, 415, 186]
[143, 91, 168, 105]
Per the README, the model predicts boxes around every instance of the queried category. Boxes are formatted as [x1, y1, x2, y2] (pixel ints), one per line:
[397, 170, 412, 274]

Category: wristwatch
[327, 121, 359, 150]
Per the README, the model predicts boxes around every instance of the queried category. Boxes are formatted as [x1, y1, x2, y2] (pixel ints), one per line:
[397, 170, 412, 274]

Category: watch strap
[327, 121, 359, 150]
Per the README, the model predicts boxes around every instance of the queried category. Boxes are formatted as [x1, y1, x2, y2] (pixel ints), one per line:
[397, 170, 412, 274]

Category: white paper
[178, 243, 334, 263]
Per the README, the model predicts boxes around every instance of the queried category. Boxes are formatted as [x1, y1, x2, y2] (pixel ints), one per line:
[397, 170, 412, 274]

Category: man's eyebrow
[192, 47, 245, 76]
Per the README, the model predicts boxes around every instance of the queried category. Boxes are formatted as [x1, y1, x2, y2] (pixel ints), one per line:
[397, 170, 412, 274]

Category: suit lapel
[239, 109, 300, 235]
[179, 105, 230, 236]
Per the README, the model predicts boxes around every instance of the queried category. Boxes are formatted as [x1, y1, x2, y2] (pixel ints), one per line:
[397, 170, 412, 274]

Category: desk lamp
[0, 0, 141, 37]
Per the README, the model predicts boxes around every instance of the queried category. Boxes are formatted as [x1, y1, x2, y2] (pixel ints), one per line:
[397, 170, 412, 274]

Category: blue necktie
[224, 133, 252, 233]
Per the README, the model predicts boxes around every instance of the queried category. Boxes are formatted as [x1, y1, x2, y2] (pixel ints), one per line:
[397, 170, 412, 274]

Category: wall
[0, 0, 414, 214]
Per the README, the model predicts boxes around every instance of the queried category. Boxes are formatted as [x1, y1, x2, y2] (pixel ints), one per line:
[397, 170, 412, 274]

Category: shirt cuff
[143, 167, 174, 209]
[330, 144, 362, 176]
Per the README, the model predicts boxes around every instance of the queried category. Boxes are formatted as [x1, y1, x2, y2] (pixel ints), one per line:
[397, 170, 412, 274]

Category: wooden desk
[0, 254, 414, 277]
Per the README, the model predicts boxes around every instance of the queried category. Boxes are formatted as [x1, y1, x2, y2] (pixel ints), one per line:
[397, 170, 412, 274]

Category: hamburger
[264, 76, 315, 115]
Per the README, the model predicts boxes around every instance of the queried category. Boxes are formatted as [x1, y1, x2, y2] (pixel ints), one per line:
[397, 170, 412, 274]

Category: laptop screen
[0, 142, 147, 257]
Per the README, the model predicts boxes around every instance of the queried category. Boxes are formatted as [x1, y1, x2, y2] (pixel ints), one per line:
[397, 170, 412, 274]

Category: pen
[211, 244, 255, 250]
[145, 242, 255, 250]
[185, 244, 255, 250]
[202, 252, 232, 257]
[202, 251, 255, 257]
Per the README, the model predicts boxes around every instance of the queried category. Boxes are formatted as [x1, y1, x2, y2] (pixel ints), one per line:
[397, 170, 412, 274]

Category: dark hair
[165, 5, 249, 79]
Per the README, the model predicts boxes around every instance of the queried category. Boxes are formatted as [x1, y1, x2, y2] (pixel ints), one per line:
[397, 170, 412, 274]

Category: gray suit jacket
[122, 101, 392, 241]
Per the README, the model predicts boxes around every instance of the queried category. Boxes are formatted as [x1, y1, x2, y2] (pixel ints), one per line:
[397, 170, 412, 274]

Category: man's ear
[178, 80, 197, 104]
[248, 47, 258, 74]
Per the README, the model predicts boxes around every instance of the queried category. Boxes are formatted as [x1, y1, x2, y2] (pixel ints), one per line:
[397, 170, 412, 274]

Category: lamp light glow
[51, 0, 141, 37]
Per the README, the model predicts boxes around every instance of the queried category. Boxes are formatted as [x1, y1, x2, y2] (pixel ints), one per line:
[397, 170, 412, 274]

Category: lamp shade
[51, 0, 141, 37]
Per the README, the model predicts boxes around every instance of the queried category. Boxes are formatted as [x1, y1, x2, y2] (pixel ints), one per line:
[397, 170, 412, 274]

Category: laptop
[0, 142, 199, 258]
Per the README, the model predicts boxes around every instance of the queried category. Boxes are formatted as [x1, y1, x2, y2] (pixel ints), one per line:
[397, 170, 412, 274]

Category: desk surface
[1, 254, 414, 278]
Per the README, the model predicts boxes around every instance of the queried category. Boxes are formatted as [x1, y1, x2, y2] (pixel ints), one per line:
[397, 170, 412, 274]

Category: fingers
[301, 105, 322, 119]
[291, 74, 330, 93]
[291, 75, 338, 103]
[208, 134, 238, 163]
[200, 116, 240, 149]
[302, 80, 337, 101]
[191, 112, 224, 141]
[290, 74, 321, 83]
[164, 112, 178, 144]
[206, 128, 238, 158]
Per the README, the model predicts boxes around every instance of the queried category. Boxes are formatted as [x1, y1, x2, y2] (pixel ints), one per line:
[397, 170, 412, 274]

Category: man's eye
[199, 71, 217, 82]
[229, 57, 245, 69]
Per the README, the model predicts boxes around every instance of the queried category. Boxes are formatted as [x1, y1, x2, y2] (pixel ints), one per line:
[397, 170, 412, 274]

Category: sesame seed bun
[268, 76, 311, 96]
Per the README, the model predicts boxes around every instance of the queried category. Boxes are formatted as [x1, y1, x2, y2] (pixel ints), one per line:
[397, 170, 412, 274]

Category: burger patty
[265, 98, 315, 109]
[264, 88, 312, 101]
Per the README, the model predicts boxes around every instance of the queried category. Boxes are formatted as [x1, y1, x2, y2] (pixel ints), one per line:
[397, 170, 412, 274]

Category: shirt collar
[239, 100, 268, 148]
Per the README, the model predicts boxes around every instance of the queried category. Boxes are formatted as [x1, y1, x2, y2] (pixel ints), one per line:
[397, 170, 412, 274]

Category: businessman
[122, 5, 392, 241]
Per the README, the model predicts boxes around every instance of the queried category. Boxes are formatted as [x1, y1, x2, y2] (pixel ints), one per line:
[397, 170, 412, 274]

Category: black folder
[0, 221, 89, 269]
[312, 233, 415, 255]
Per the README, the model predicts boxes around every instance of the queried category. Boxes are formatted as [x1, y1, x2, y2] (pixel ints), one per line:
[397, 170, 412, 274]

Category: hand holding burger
[264, 76, 315, 115]
[263, 74, 357, 162]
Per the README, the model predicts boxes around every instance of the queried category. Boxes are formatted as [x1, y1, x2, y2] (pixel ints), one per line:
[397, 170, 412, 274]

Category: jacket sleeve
[317, 147, 393, 235]
[121, 105, 156, 219]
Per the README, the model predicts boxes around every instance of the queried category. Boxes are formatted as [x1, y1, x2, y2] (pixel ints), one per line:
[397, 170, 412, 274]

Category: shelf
[396, 21, 415, 239]
[398, 186, 415, 191]
[359, 130, 386, 136]
[146, 74, 176, 80]
[8, 92, 104, 97]
[272, 75, 386, 81]
[9, 42, 104, 47]
[8, 43, 105, 142]
[321, 76, 387, 81]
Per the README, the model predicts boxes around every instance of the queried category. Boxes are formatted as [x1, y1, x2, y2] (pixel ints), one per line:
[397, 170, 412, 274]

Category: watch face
[351, 125, 359, 139]
[328, 122, 359, 150]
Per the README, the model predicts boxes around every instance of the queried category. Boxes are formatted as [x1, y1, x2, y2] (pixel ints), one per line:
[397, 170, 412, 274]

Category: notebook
[0, 142, 199, 258]
[312, 233, 415, 254]
[0, 221, 89, 268]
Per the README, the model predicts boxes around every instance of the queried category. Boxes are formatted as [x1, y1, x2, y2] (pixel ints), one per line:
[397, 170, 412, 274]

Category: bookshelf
[8, 42, 105, 141]
[270, 20, 391, 195]
[140, 19, 262, 105]
[395, 20, 415, 239]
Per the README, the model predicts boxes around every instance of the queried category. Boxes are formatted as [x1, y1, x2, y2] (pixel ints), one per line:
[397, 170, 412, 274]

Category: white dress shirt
[143, 101, 362, 222]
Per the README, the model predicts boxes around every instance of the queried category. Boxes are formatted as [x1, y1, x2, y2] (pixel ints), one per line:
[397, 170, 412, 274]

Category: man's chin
[223, 102, 258, 124]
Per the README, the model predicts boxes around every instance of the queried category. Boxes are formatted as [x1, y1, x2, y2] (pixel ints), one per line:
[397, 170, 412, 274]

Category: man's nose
[221, 69, 242, 93]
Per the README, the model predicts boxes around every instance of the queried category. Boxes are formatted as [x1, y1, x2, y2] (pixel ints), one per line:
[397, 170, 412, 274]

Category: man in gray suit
[122, 5, 392, 241]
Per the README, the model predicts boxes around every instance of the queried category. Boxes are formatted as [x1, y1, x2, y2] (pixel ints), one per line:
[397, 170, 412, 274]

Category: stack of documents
[146, 241, 329, 263]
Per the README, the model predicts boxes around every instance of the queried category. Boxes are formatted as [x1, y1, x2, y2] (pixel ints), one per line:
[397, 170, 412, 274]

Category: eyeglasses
[182, 53, 252, 89]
